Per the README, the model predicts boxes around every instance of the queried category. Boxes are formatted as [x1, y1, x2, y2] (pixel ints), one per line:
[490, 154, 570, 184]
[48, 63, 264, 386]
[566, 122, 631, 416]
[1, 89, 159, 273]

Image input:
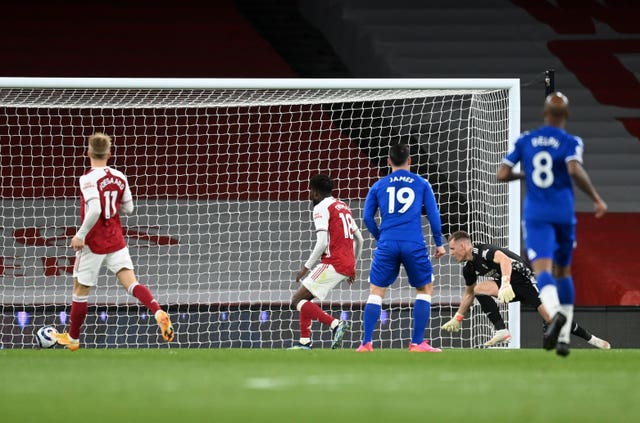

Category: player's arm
[493, 250, 516, 303]
[363, 186, 380, 240]
[422, 182, 445, 258]
[496, 163, 525, 182]
[120, 176, 134, 215]
[296, 230, 328, 282]
[567, 160, 607, 218]
[353, 228, 364, 261]
[442, 284, 475, 332]
[497, 138, 524, 182]
[72, 199, 101, 251]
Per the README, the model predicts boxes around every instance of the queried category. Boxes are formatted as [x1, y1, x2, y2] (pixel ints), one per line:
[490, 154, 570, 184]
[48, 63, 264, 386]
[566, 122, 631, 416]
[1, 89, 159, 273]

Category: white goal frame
[0, 77, 521, 348]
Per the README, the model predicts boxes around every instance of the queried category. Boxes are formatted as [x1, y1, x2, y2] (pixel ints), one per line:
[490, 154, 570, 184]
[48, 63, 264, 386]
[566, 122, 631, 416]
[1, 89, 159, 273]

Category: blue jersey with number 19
[363, 169, 443, 246]
[503, 125, 583, 224]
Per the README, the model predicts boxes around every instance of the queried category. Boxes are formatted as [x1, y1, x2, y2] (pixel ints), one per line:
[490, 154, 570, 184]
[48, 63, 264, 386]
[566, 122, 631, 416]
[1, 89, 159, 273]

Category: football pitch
[1, 349, 638, 423]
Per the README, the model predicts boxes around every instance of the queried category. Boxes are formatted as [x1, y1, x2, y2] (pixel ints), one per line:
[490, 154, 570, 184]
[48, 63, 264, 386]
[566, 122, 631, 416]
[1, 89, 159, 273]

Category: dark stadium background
[1, 0, 638, 347]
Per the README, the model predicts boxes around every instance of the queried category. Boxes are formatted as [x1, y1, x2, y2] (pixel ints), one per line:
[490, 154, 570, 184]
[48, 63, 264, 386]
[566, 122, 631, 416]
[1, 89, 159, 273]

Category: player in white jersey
[289, 174, 364, 350]
[55, 132, 174, 350]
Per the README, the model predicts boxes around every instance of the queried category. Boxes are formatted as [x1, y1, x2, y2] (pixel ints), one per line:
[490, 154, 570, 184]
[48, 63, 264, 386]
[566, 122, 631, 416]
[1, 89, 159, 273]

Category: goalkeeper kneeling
[442, 231, 610, 349]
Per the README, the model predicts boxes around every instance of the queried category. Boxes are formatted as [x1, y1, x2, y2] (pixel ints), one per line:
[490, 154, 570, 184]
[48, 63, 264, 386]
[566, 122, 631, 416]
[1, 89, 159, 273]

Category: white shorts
[302, 263, 348, 300]
[73, 246, 134, 286]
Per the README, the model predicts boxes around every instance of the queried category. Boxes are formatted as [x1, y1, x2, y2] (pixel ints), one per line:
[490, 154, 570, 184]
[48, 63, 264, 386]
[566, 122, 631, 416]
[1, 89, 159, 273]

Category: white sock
[558, 304, 574, 344]
[299, 337, 311, 345]
[296, 299, 308, 312]
[367, 294, 383, 305]
[416, 293, 432, 303]
[539, 285, 560, 316]
[330, 320, 339, 329]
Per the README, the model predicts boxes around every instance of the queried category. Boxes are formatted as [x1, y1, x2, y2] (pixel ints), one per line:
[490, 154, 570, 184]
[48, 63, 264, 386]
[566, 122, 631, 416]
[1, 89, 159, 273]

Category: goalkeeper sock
[128, 282, 161, 314]
[571, 321, 592, 341]
[69, 295, 88, 340]
[300, 300, 334, 327]
[475, 294, 507, 330]
[411, 294, 431, 345]
[362, 294, 382, 344]
[297, 300, 312, 339]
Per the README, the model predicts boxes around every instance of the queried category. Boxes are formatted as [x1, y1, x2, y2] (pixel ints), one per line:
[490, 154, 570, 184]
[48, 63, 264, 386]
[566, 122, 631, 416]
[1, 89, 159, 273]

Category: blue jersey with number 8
[503, 125, 583, 224]
[363, 169, 443, 246]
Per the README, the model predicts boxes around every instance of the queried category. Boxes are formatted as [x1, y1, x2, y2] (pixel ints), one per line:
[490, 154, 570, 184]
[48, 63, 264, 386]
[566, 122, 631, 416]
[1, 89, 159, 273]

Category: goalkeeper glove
[497, 276, 515, 303]
[441, 312, 464, 332]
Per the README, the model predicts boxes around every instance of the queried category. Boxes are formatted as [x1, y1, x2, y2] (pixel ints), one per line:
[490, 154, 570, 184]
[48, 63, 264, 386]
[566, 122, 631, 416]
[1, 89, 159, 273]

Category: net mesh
[0, 86, 511, 349]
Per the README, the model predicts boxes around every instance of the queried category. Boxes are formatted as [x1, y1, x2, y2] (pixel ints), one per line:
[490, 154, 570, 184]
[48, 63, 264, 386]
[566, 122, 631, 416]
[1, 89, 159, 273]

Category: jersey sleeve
[348, 208, 360, 233]
[421, 180, 443, 246]
[462, 264, 477, 286]
[476, 244, 497, 263]
[363, 184, 380, 240]
[502, 135, 524, 167]
[122, 175, 133, 203]
[79, 174, 99, 203]
[312, 204, 330, 232]
[565, 136, 584, 164]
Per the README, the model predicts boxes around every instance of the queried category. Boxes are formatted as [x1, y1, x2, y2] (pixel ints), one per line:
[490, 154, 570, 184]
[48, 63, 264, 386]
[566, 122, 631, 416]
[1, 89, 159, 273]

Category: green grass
[1, 349, 638, 423]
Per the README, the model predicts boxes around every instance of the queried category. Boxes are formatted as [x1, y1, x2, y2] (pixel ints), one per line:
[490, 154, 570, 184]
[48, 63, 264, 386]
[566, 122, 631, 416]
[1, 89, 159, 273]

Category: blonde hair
[88, 132, 112, 159]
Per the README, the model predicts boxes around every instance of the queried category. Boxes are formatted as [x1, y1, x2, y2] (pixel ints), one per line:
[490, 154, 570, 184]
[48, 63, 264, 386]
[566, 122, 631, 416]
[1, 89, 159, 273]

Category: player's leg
[295, 264, 348, 349]
[535, 301, 610, 348]
[290, 284, 316, 349]
[474, 283, 510, 346]
[110, 248, 174, 342]
[359, 241, 398, 351]
[552, 223, 577, 356]
[403, 242, 441, 352]
[525, 220, 565, 350]
[56, 248, 101, 350]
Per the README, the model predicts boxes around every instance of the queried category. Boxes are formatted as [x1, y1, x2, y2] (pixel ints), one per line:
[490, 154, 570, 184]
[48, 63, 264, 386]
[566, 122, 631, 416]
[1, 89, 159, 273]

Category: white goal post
[0, 77, 520, 349]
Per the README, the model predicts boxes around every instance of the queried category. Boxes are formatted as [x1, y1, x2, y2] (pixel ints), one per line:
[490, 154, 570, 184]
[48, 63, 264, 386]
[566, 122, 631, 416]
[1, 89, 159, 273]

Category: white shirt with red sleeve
[311, 196, 358, 278]
[79, 166, 132, 254]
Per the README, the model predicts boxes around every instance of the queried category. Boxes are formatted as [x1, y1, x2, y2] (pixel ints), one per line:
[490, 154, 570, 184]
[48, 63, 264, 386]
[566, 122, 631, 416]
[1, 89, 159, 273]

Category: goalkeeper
[442, 231, 610, 349]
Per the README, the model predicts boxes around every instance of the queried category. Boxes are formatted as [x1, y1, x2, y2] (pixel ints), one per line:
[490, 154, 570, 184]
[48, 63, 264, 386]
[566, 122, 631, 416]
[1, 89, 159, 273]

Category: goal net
[0, 78, 519, 349]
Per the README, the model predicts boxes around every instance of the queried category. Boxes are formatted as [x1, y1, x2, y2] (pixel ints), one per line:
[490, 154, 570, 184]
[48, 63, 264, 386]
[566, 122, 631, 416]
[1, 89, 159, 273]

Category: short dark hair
[448, 230, 471, 242]
[309, 174, 333, 196]
[389, 143, 410, 166]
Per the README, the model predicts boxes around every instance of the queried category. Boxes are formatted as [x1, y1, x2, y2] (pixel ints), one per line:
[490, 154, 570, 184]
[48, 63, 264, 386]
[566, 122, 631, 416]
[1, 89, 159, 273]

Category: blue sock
[411, 295, 431, 344]
[362, 296, 382, 344]
[556, 276, 575, 304]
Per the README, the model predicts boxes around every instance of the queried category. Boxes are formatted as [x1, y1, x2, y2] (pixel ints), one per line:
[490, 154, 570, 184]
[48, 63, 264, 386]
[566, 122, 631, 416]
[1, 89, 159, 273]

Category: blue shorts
[369, 240, 434, 288]
[523, 220, 576, 267]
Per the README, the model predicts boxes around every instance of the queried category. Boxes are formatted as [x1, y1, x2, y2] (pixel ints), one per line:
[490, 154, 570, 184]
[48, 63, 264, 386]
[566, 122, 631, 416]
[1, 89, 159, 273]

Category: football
[35, 326, 59, 348]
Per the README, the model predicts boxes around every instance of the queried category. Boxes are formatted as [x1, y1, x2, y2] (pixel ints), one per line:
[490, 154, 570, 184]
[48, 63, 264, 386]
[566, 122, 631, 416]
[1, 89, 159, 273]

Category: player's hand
[347, 272, 356, 285]
[497, 284, 515, 303]
[295, 265, 309, 283]
[594, 198, 607, 218]
[70, 236, 85, 252]
[441, 313, 463, 332]
[434, 246, 446, 259]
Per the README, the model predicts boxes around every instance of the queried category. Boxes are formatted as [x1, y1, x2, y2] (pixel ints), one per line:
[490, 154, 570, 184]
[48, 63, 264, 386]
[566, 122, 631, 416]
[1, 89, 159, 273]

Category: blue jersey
[503, 125, 583, 224]
[363, 169, 443, 246]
